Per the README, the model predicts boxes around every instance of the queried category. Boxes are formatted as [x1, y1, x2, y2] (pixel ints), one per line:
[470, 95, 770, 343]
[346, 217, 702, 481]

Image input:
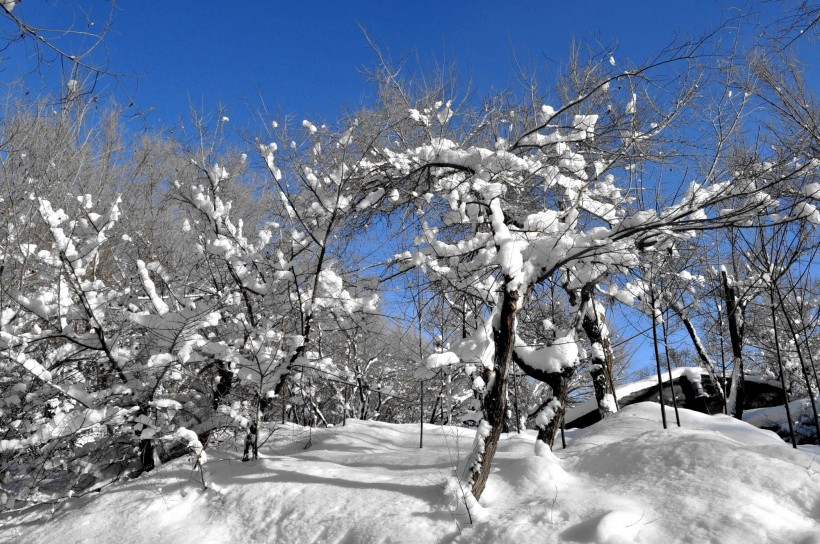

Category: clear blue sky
[1, 0, 778, 127]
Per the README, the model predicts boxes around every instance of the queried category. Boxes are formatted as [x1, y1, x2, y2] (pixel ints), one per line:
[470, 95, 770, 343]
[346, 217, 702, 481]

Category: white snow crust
[4, 404, 818, 544]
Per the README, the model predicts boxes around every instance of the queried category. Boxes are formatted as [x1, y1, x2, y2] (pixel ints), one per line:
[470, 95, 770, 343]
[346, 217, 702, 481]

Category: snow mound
[3, 405, 818, 544]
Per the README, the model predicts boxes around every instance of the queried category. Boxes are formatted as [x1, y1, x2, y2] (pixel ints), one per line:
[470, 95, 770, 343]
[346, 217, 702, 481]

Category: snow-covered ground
[2, 403, 818, 544]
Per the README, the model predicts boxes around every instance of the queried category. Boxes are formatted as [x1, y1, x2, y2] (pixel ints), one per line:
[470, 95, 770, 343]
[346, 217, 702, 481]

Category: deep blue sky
[1, 0, 782, 128]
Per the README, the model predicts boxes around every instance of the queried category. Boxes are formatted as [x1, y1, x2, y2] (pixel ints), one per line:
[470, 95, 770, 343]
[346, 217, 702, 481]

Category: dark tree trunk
[661, 308, 681, 427]
[242, 389, 262, 462]
[197, 359, 236, 446]
[769, 289, 798, 448]
[722, 270, 746, 419]
[281, 378, 288, 424]
[212, 359, 234, 410]
[772, 285, 820, 444]
[650, 290, 668, 430]
[343, 384, 349, 426]
[419, 380, 424, 448]
[535, 368, 576, 447]
[515, 349, 576, 447]
[669, 299, 724, 404]
[136, 404, 156, 472]
[578, 287, 618, 418]
[560, 415, 566, 449]
[469, 282, 518, 500]
[242, 422, 258, 461]
[139, 439, 155, 472]
[428, 386, 441, 424]
[357, 374, 369, 420]
[512, 369, 521, 433]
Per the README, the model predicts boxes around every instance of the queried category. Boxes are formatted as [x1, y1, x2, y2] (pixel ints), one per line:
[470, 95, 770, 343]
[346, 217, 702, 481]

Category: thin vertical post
[770, 287, 797, 448]
[343, 385, 348, 427]
[662, 306, 681, 427]
[650, 287, 668, 429]
[419, 380, 424, 448]
[513, 368, 521, 433]
[560, 414, 567, 449]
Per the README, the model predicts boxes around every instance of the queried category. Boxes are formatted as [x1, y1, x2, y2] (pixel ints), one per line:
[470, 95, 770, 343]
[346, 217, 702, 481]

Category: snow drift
[3, 403, 818, 544]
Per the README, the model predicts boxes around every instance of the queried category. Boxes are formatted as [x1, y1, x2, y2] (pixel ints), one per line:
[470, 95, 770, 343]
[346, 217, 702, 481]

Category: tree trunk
[717, 306, 729, 414]
[357, 373, 369, 420]
[772, 284, 820, 443]
[444, 371, 452, 425]
[668, 299, 724, 403]
[139, 438, 155, 472]
[281, 378, 288, 424]
[515, 354, 576, 447]
[428, 387, 441, 424]
[512, 368, 521, 433]
[581, 289, 618, 418]
[467, 282, 518, 500]
[535, 368, 576, 446]
[419, 380, 424, 448]
[198, 359, 235, 447]
[768, 289, 797, 448]
[722, 270, 746, 419]
[242, 422, 258, 461]
[650, 289, 668, 429]
[661, 308, 681, 427]
[136, 404, 156, 471]
[212, 359, 234, 410]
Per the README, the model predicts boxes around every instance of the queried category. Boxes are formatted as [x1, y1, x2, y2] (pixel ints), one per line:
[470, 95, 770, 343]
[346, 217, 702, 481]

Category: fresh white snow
[2, 403, 817, 544]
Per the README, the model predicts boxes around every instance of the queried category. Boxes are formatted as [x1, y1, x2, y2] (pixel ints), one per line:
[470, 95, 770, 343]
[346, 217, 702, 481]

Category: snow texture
[515, 334, 580, 373]
[426, 351, 461, 370]
[6, 405, 817, 544]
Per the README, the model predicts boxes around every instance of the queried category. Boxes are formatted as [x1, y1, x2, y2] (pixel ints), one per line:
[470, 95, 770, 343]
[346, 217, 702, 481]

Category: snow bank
[5, 407, 817, 544]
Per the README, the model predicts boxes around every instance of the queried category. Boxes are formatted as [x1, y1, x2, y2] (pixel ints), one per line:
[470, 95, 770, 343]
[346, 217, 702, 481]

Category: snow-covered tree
[341, 44, 819, 501]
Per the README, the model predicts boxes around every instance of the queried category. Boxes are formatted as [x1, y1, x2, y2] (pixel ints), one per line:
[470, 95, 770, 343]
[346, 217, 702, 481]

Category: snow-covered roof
[565, 367, 783, 425]
[565, 366, 704, 424]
